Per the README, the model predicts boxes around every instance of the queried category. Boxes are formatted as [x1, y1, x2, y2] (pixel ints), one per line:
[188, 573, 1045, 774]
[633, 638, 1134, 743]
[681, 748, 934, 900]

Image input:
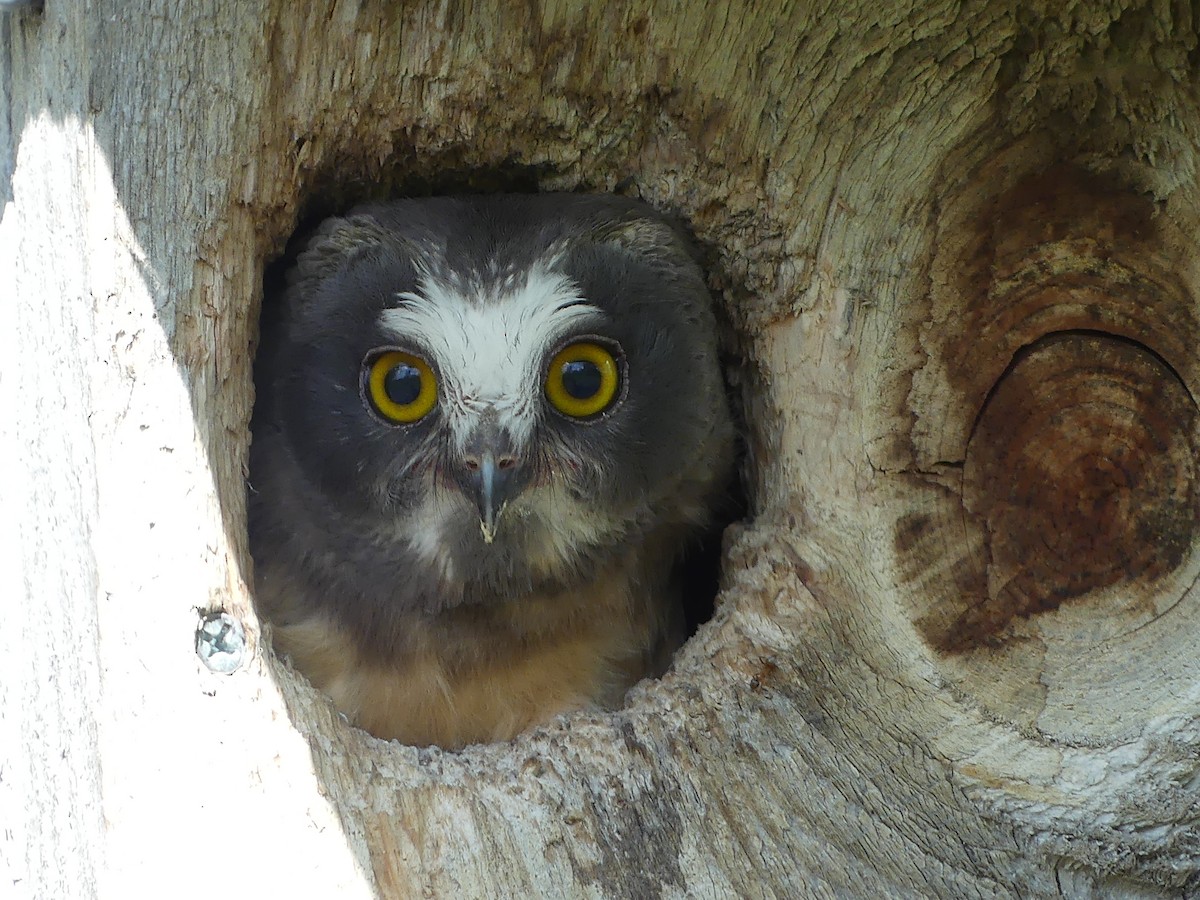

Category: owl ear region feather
[289, 214, 401, 295]
[590, 216, 699, 266]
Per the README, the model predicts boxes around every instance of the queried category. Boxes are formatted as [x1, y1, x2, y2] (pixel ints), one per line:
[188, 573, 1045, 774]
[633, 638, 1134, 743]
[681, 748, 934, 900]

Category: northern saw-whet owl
[249, 194, 735, 748]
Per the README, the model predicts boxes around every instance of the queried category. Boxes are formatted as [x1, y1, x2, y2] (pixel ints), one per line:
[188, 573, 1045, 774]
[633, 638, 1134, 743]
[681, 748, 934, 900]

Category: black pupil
[384, 363, 423, 406]
[561, 359, 603, 400]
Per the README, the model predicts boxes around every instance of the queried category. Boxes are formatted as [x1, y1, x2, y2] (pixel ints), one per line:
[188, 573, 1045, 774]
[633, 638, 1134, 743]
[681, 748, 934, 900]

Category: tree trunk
[5, 1, 1198, 896]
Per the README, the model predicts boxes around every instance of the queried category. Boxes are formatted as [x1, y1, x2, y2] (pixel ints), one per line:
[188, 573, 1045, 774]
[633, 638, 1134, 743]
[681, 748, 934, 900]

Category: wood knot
[900, 159, 1200, 656]
[955, 331, 1198, 647]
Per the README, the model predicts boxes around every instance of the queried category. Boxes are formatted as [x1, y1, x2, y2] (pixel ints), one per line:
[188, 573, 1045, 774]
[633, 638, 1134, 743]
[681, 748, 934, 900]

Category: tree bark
[5, 1, 1198, 896]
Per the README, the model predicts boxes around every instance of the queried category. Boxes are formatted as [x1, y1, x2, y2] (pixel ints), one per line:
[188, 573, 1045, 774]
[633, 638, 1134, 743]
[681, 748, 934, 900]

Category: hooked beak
[456, 427, 527, 544]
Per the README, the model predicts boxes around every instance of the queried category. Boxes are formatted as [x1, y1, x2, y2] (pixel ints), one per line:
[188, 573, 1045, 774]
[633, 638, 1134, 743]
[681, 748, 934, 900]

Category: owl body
[250, 194, 734, 748]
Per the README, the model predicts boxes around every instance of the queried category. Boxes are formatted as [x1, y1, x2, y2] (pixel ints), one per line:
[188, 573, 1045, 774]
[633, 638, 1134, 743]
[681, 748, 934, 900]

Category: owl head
[251, 194, 733, 619]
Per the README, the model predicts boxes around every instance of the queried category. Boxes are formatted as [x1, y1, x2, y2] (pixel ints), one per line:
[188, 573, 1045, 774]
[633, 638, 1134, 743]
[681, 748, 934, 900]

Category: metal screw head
[196, 611, 247, 674]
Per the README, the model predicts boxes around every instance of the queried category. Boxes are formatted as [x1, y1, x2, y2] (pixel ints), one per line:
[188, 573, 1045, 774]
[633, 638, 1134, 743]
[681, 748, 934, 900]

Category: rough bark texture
[4, 1, 1199, 897]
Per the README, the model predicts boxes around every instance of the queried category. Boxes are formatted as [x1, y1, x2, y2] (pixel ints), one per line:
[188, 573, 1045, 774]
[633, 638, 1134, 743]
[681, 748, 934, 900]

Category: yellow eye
[364, 351, 437, 424]
[545, 341, 621, 419]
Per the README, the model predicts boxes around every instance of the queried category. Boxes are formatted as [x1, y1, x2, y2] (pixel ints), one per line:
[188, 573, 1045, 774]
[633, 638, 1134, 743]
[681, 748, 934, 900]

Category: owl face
[255, 195, 730, 605]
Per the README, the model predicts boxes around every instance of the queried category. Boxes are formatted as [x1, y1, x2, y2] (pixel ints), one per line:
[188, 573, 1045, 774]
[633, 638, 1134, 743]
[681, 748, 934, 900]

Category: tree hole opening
[253, 173, 750, 748]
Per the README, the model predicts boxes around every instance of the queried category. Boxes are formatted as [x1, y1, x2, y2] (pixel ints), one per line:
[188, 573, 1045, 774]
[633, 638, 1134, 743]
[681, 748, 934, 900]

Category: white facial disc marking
[379, 262, 604, 451]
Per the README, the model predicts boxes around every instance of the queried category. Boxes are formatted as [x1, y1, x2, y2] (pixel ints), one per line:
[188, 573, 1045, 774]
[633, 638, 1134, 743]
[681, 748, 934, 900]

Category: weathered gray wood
[4, 1, 1198, 897]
